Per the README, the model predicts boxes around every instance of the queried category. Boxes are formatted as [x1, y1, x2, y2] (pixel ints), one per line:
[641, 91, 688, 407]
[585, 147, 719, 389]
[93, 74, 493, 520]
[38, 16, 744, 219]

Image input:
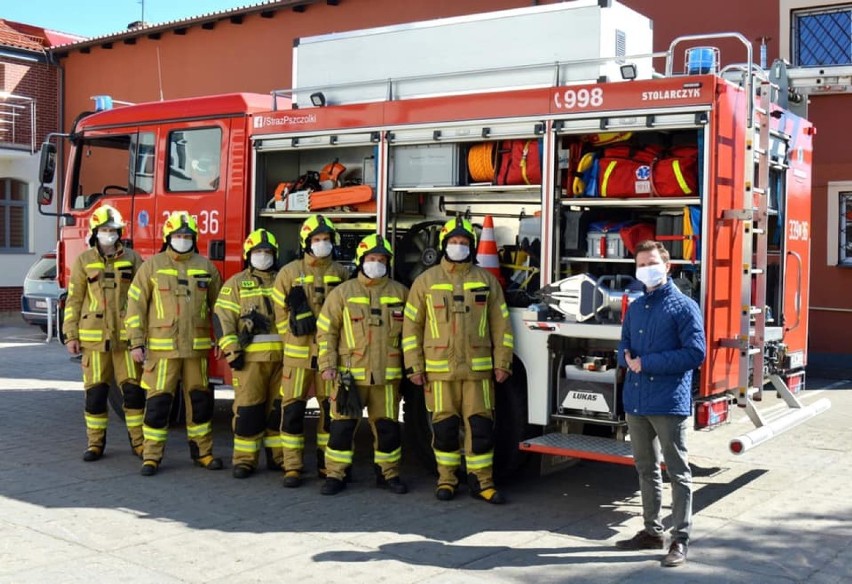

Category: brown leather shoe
[662, 541, 688, 567]
[615, 530, 664, 550]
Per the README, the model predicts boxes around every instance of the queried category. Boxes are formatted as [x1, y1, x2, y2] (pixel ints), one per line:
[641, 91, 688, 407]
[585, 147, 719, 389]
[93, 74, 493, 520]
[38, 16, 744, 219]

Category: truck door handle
[785, 250, 802, 332]
[208, 239, 225, 261]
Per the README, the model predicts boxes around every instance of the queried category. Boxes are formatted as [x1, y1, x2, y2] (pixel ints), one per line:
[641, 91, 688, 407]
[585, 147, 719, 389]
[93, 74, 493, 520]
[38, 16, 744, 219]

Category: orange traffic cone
[477, 215, 505, 286]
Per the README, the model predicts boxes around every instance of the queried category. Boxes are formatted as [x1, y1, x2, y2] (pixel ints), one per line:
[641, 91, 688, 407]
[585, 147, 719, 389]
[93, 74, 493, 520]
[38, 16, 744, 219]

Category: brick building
[0, 20, 81, 312]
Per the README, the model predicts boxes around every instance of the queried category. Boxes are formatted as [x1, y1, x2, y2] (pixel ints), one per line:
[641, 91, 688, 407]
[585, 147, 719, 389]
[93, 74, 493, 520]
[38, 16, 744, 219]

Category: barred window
[0, 178, 27, 252]
[792, 4, 852, 67]
[840, 192, 852, 266]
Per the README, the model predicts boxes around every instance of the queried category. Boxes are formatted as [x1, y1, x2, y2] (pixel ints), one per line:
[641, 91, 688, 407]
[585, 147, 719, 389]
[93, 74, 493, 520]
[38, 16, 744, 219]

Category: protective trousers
[81, 348, 144, 450]
[279, 366, 331, 474]
[232, 360, 284, 470]
[140, 357, 214, 464]
[427, 379, 496, 490]
[325, 381, 402, 481]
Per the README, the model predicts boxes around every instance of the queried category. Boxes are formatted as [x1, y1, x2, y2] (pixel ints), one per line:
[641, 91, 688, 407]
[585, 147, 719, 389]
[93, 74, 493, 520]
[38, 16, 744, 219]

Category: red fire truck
[38, 2, 828, 476]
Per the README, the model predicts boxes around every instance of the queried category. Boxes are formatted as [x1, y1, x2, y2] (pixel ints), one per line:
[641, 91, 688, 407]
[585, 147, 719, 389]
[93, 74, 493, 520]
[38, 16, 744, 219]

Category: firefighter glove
[238, 308, 271, 348]
[336, 371, 362, 417]
[229, 352, 246, 371]
[286, 286, 317, 337]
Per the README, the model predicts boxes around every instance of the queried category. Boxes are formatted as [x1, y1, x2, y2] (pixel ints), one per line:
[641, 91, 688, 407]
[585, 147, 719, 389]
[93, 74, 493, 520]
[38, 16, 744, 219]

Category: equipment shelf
[561, 257, 700, 265]
[391, 185, 541, 194]
[258, 211, 376, 220]
[561, 197, 700, 207]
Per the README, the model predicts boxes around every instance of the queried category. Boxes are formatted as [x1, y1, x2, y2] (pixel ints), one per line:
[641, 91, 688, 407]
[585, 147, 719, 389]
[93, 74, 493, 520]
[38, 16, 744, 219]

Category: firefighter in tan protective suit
[126, 211, 223, 476]
[272, 214, 349, 487]
[64, 205, 144, 461]
[214, 229, 284, 479]
[403, 217, 514, 504]
[316, 234, 409, 496]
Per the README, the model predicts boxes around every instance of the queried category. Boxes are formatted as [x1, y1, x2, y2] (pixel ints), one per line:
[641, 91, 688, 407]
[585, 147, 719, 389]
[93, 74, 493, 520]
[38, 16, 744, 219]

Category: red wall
[804, 95, 852, 353]
[0, 288, 23, 311]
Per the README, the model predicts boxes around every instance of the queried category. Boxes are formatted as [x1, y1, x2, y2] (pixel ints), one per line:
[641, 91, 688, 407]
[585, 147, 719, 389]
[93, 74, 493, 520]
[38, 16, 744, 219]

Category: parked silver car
[21, 252, 64, 334]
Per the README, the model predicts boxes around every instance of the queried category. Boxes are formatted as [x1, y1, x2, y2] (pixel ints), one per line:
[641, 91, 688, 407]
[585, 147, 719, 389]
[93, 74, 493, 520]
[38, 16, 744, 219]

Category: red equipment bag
[652, 146, 699, 196]
[620, 222, 657, 254]
[496, 139, 542, 185]
[597, 145, 660, 198]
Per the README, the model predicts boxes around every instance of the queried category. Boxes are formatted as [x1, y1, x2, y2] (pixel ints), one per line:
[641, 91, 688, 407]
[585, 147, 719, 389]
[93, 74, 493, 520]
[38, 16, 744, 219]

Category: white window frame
[0, 177, 28, 253]
[827, 180, 852, 266]
[781, 0, 852, 69]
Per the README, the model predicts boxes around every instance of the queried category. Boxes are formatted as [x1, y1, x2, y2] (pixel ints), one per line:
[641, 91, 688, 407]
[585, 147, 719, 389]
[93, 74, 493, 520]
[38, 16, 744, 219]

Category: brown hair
[634, 240, 670, 263]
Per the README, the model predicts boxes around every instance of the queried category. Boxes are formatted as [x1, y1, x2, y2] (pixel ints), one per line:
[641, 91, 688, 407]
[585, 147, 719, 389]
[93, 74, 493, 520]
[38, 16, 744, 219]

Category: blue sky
[1, 0, 254, 38]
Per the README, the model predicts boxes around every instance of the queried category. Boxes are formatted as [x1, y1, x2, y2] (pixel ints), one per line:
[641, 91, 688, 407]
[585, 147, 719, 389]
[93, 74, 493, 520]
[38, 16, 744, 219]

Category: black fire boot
[468, 472, 506, 505]
[194, 455, 224, 470]
[320, 477, 346, 496]
[83, 446, 103, 462]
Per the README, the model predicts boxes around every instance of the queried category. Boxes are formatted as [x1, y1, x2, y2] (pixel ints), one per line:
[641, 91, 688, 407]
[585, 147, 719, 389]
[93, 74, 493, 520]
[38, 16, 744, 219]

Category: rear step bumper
[520, 434, 635, 466]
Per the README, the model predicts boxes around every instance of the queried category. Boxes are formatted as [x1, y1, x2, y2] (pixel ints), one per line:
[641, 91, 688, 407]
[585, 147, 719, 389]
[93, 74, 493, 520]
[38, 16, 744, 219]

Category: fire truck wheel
[107, 381, 187, 426]
[396, 221, 482, 287]
[107, 381, 126, 420]
[493, 358, 539, 484]
[401, 358, 539, 482]
[401, 378, 438, 475]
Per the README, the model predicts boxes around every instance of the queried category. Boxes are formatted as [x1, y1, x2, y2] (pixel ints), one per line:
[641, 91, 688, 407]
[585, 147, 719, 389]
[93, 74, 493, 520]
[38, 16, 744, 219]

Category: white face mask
[362, 260, 387, 279]
[445, 243, 470, 262]
[311, 240, 333, 258]
[97, 232, 119, 247]
[250, 252, 274, 271]
[170, 237, 194, 254]
[636, 263, 668, 288]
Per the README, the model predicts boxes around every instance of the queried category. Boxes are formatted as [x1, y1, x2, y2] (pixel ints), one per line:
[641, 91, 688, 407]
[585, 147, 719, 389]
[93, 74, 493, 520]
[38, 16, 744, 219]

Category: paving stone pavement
[1, 319, 850, 583]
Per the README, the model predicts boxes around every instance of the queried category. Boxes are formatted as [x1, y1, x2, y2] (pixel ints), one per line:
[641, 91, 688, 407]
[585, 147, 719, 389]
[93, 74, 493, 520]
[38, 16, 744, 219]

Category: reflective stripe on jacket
[272, 255, 349, 369]
[214, 267, 282, 363]
[125, 250, 222, 358]
[317, 272, 408, 385]
[402, 258, 513, 381]
[63, 245, 142, 350]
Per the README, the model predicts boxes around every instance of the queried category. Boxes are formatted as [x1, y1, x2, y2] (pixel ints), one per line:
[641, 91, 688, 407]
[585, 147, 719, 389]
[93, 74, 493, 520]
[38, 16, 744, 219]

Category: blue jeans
[626, 414, 692, 543]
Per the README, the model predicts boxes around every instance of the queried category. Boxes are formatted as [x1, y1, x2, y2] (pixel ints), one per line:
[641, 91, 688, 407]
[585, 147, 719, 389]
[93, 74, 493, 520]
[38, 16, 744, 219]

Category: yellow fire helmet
[162, 210, 198, 242]
[242, 228, 279, 260]
[89, 204, 125, 235]
[438, 216, 477, 250]
[298, 214, 338, 250]
[354, 233, 393, 266]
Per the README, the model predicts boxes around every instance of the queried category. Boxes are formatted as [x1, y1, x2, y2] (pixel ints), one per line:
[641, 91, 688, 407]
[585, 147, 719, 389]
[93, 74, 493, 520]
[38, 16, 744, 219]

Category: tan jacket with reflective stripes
[272, 255, 349, 369]
[214, 267, 282, 363]
[125, 250, 222, 359]
[402, 258, 514, 381]
[64, 245, 142, 350]
[317, 272, 409, 386]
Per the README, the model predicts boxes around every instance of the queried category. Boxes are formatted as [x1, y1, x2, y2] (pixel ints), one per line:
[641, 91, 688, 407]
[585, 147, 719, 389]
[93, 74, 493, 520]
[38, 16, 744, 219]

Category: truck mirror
[37, 185, 54, 206]
[39, 143, 57, 185]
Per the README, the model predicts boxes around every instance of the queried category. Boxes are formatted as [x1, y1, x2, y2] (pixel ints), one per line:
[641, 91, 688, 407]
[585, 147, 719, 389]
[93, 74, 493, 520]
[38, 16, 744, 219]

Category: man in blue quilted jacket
[615, 240, 705, 568]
